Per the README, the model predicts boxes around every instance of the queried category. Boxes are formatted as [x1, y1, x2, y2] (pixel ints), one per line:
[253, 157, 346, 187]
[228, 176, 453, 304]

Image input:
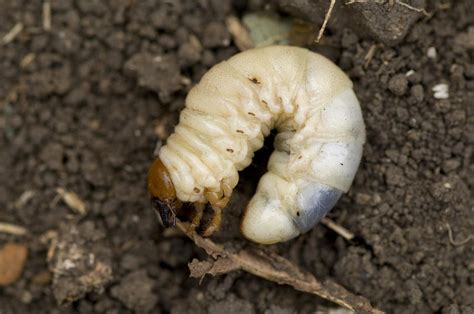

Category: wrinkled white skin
[159, 45, 365, 244]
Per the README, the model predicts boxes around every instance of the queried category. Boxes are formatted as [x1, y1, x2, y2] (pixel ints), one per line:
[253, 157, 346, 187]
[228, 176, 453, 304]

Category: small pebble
[0, 243, 28, 286]
[432, 83, 449, 99]
[427, 47, 437, 59]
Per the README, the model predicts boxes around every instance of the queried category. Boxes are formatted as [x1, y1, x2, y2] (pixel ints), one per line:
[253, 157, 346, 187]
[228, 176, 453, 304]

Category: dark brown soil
[0, 1, 473, 313]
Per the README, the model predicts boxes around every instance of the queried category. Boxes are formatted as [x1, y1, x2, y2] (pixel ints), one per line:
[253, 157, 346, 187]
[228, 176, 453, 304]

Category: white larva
[155, 45, 365, 244]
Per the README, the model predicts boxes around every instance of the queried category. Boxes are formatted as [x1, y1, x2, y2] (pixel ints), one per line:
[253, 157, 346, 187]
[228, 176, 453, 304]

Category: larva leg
[200, 188, 227, 237]
[205, 189, 230, 210]
[189, 202, 205, 231]
[222, 180, 233, 199]
[201, 204, 222, 237]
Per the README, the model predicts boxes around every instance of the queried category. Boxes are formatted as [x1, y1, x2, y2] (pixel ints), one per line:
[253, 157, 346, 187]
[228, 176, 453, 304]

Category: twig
[364, 44, 379, 68]
[14, 190, 36, 209]
[321, 217, 355, 241]
[0, 222, 28, 236]
[43, 0, 52, 31]
[20, 53, 36, 68]
[446, 223, 473, 246]
[226, 16, 254, 51]
[40, 230, 59, 262]
[55, 188, 87, 215]
[177, 221, 382, 313]
[316, 0, 336, 43]
[1, 23, 23, 45]
[395, 0, 430, 16]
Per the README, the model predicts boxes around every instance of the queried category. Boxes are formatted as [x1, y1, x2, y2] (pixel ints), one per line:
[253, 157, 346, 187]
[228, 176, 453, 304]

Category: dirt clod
[273, 0, 427, 45]
[209, 294, 255, 314]
[125, 53, 182, 103]
[388, 73, 409, 96]
[49, 222, 113, 304]
[110, 270, 158, 313]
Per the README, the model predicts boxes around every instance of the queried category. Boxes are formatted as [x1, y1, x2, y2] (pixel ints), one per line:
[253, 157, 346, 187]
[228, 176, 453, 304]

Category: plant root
[176, 220, 383, 313]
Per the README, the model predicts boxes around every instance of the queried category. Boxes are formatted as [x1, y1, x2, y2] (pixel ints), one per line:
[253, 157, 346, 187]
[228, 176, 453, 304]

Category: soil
[0, 0, 473, 313]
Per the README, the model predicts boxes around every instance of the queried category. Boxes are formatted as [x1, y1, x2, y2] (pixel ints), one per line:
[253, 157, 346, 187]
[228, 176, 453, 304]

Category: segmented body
[158, 45, 365, 244]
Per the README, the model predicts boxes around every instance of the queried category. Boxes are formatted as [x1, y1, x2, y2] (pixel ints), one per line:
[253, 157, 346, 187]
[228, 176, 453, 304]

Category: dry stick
[395, 0, 430, 16]
[364, 44, 378, 68]
[14, 190, 36, 209]
[316, 0, 337, 43]
[0, 222, 28, 236]
[20, 53, 36, 68]
[446, 223, 473, 246]
[1, 23, 23, 45]
[225, 16, 254, 51]
[176, 221, 383, 313]
[55, 188, 87, 215]
[43, 0, 52, 31]
[321, 217, 355, 241]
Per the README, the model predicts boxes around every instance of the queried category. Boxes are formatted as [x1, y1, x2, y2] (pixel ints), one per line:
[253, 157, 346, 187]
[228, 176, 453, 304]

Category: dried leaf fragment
[0, 222, 28, 236]
[56, 187, 87, 215]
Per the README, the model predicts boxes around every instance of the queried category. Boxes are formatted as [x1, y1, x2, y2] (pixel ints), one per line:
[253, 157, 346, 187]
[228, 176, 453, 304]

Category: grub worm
[148, 45, 365, 244]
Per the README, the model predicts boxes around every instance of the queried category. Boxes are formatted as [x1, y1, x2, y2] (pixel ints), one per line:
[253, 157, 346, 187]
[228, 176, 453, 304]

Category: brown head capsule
[147, 158, 181, 227]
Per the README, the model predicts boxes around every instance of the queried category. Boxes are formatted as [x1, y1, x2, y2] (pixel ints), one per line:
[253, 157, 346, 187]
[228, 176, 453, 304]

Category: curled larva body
[151, 45, 365, 244]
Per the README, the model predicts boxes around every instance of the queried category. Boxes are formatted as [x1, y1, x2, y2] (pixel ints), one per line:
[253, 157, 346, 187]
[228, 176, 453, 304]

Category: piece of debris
[177, 221, 382, 313]
[0, 222, 28, 236]
[14, 190, 36, 209]
[49, 221, 113, 304]
[1, 22, 23, 45]
[56, 187, 87, 215]
[20, 53, 36, 68]
[43, 0, 52, 31]
[0, 243, 28, 286]
[321, 217, 355, 241]
[432, 83, 449, 99]
[426, 47, 437, 59]
[226, 16, 254, 51]
[445, 223, 473, 246]
[364, 44, 379, 68]
[316, 0, 336, 43]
